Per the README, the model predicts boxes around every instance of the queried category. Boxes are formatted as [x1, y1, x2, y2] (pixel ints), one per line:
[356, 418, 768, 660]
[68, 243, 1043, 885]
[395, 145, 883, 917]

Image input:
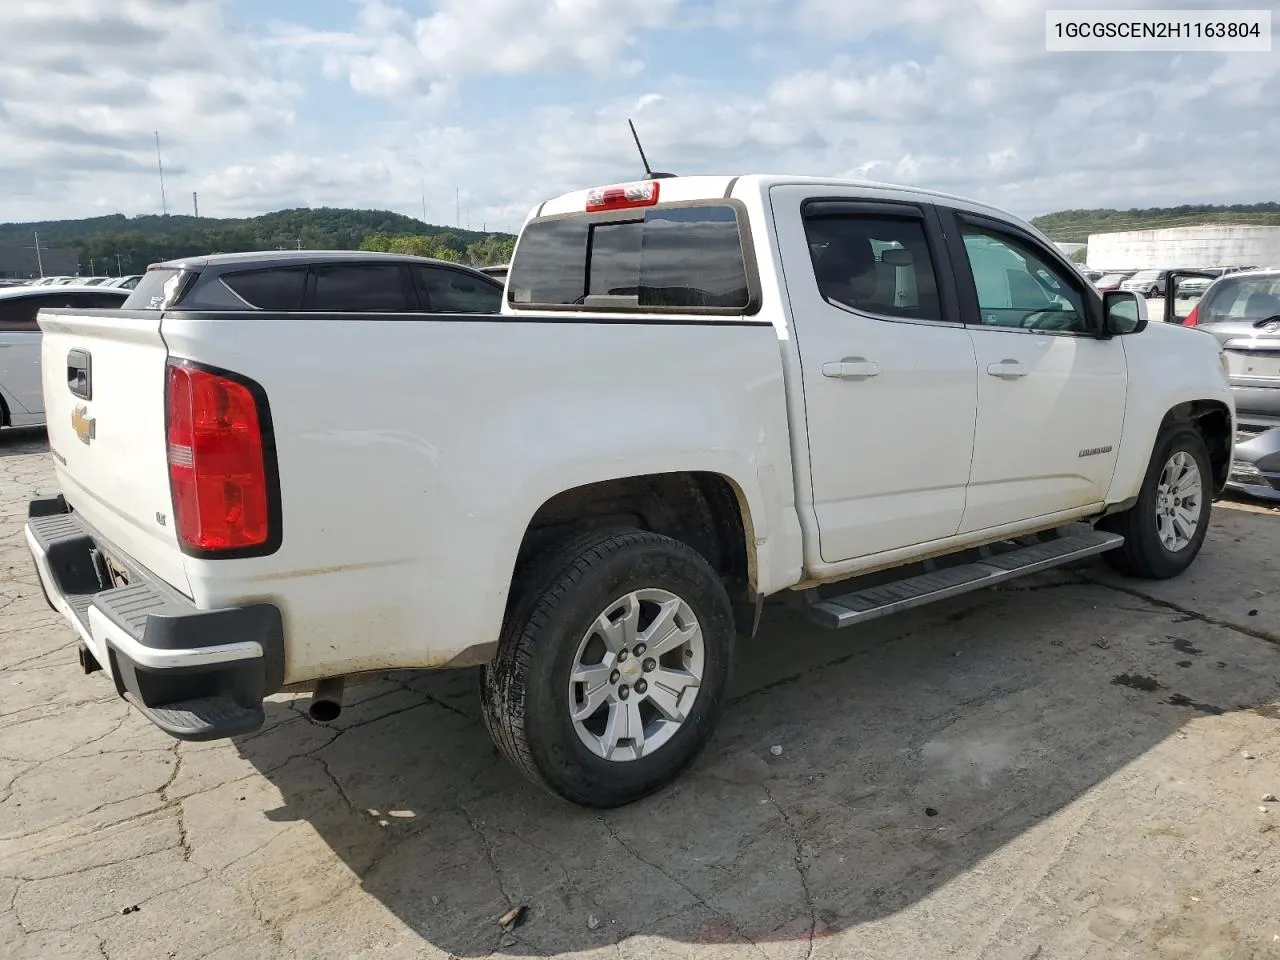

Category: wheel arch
[515, 471, 761, 636]
[1160, 399, 1232, 494]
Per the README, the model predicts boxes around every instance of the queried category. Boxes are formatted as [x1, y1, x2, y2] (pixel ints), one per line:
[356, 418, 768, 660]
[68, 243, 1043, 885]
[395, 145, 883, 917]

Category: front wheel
[1100, 426, 1212, 579]
[481, 529, 734, 807]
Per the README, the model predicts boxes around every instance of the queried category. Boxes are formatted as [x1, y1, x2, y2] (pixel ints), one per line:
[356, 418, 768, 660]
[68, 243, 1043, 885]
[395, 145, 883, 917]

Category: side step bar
[804, 527, 1124, 629]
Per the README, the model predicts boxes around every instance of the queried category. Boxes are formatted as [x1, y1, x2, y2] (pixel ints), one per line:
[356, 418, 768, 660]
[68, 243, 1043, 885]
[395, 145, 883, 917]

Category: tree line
[0, 208, 516, 275]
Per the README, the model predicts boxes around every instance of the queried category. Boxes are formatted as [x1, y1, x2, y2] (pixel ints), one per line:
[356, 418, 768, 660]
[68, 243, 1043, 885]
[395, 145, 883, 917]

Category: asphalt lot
[2, 426, 1278, 960]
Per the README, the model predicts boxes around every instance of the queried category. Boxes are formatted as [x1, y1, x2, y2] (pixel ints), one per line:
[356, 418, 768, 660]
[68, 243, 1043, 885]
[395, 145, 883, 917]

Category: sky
[0, 0, 1276, 233]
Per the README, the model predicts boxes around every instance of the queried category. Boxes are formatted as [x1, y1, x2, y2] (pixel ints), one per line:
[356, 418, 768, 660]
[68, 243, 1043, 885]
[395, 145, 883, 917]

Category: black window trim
[798, 197, 963, 329]
[506, 198, 762, 317]
[942, 209, 1103, 337]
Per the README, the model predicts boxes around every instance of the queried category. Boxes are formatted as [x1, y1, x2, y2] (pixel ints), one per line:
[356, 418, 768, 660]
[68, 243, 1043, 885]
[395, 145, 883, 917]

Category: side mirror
[1163, 270, 1219, 325]
[1103, 290, 1147, 335]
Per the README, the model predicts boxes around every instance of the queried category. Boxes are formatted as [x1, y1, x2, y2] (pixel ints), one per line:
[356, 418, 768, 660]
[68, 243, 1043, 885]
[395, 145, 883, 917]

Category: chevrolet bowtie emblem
[71, 405, 96, 445]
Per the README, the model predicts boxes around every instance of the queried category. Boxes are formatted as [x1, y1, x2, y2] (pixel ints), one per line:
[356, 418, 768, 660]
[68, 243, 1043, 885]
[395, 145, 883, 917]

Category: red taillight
[166, 361, 272, 553]
[585, 180, 660, 212]
[1183, 303, 1200, 326]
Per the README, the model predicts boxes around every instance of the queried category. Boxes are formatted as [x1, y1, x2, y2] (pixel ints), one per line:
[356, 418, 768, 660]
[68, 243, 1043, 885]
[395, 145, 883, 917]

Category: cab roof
[530, 173, 1041, 236]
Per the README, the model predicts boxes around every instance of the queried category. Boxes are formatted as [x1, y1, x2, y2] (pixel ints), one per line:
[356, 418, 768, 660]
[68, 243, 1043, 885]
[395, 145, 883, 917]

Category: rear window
[123, 268, 187, 309]
[507, 204, 752, 312]
[1199, 277, 1280, 325]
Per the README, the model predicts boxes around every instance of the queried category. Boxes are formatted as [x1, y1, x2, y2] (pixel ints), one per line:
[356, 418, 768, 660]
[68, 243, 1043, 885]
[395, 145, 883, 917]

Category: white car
[24, 175, 1233, 807]
[0, 285, 129, 427]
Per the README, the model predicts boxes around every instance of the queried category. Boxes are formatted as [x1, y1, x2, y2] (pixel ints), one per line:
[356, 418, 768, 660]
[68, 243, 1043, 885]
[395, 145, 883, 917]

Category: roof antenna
[628, 118, 676, 180]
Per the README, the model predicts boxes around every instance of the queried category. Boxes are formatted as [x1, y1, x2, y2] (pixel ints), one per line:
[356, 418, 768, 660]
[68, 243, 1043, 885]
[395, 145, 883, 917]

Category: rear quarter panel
[159, 312, 798, 683]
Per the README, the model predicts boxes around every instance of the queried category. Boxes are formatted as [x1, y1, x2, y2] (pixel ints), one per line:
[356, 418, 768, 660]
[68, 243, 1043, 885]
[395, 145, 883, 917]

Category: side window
[305, 264, 411, 312]
[959, 225, 1087, 332]
[413, 267, 502, 314]
[64, 292, 129, 309]
[0, 299, 40, 332]
[222, 267, 309, 310]
[801, 212, 942, 320]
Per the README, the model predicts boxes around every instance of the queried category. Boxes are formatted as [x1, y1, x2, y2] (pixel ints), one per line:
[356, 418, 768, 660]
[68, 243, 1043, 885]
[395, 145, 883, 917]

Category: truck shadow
[0, 426, 49, 459]
[232, 568, 1280, 957]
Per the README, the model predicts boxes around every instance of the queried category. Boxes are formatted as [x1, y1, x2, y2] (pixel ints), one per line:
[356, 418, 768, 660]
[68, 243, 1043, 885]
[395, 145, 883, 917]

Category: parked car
[1167, 269, 1280, 499]
[1094, 272, 1133, 293]
[27, 276, 74, 287]
[101, 275, 144, 289]
[479, 263, 509, 280]
[0, 285, 130, 427]
[25, 177, 1232, 807]
[119, 250, 502, 313]
[1121, 269, 1174, 297]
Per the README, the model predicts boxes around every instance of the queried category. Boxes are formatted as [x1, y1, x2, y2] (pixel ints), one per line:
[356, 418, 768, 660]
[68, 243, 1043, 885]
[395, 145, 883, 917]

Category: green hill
[0, 208, 515, 274]
[1031, 202, 1280, 243]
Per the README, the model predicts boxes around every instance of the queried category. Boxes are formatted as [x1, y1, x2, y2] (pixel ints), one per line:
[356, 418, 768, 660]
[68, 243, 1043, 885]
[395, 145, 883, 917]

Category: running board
[804, 528, 1125, 630]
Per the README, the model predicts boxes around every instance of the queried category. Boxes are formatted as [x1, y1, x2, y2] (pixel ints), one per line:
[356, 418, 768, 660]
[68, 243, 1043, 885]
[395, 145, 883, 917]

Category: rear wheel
[481, 529, 734, 807]
[1100, 426, 1212, 578]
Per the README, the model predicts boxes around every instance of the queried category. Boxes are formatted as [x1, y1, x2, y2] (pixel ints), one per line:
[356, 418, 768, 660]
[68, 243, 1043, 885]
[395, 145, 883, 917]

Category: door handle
[986, 359, 1028, 379]
[67, 349, 92, 400]
[822, 358, 881, 380]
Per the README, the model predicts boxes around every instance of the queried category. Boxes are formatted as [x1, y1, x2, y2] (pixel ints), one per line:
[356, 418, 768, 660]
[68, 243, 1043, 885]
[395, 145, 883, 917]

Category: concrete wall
[1087, 225, 1280, 271]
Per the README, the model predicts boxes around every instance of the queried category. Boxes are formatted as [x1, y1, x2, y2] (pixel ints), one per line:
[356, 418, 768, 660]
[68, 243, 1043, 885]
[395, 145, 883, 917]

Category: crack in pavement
[597, 817, 772, 960]
[762, 784, 818, 960]
[1083, 575, 1280, 647]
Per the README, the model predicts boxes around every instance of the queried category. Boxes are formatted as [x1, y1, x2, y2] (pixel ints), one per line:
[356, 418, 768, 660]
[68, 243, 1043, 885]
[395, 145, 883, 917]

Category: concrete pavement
[2, 426, 1278, 960]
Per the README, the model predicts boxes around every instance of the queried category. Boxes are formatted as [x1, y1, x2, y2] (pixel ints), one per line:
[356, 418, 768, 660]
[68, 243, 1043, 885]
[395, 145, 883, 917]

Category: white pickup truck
[25, 175, 1233, 807]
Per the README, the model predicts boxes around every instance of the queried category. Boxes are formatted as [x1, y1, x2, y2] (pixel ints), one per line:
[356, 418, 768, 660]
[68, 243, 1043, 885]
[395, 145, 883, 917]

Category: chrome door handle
[822, 358, 881, 380]
[986, 359, 1028, 379]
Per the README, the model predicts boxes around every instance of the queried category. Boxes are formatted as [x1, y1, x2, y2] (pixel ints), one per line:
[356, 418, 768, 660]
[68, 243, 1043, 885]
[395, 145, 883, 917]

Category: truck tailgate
[38, 308, 190, 596]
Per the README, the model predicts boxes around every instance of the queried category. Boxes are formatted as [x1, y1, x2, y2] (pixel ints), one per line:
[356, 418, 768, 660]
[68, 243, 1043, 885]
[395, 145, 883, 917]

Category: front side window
[304, 263, 411, 312]
[413, 267, 502, 314]
[960, 226, 1088, 332]
[507, 204, 751, 311]
[802, 211, 941, 320]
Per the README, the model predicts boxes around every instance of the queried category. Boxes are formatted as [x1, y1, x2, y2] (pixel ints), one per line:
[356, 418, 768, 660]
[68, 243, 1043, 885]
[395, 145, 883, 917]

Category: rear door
[940, 209, 1128, 533]
[40, 278, 191, 593]
[771, 187, 979, 561]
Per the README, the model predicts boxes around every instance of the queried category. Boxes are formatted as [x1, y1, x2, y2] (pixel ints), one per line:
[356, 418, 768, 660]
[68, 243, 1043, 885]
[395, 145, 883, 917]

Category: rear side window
[222, 267, 308, 310]
[802, 212, 942, 320]
[305, 264, 411, 312]
[1199, 278, 1280, 324]
[412, 266, 502, 313]
[508, 204, 752, 312]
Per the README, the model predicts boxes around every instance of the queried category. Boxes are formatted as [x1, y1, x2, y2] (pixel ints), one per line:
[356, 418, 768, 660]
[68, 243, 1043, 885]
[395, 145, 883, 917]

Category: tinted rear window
[223, 266, 308, 310]
[305, 263, 411, 312]
[123, 268, 187, 309]
[508, 204, 752, 312]
[1199, 277, 1280, 324]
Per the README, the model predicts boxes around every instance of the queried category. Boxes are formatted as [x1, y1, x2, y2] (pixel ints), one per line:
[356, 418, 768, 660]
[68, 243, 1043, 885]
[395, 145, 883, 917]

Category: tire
[481, 528, 735, 807]
[1100, 426, 1212, 579]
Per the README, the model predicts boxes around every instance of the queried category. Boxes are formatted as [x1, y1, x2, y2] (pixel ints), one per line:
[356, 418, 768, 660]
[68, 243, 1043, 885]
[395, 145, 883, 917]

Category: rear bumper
[24, 496, 284, 741]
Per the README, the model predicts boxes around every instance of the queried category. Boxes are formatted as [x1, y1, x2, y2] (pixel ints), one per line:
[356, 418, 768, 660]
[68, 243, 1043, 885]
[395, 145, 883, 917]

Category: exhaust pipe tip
[308, 677, 345, 723]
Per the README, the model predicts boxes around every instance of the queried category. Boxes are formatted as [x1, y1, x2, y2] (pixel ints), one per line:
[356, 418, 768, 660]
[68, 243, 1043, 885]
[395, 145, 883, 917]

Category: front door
[771, 187, 978, 562]
[940, 210, 1128, 533]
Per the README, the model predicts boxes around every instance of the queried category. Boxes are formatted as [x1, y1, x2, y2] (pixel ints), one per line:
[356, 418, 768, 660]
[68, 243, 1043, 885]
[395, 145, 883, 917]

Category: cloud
[271, 0, 684, 101]
[0, 0, 298, 212]
[0, 0, 1275, 232]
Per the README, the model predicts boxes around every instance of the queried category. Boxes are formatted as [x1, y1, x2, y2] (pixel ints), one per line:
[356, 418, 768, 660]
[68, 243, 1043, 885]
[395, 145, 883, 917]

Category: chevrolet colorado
[25, 176, 1233, 807]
